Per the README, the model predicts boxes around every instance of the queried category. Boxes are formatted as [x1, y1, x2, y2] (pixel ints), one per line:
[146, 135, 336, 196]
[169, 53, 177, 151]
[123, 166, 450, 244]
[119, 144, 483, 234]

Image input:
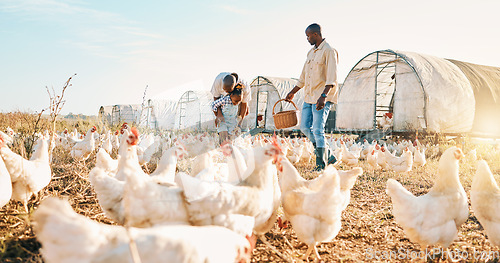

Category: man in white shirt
[211, 72, 251, 143]
[286, 23, 339, 170]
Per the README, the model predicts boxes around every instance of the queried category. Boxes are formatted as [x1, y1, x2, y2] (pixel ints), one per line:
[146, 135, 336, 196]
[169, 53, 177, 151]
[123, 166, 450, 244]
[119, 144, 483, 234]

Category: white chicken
[122, 167, 190, 227]
[88, 166, 125, 223]
[0, 136, 51, 210]
[470, 160, 500, 246]
[149, 143, 187, 185]
[0, 155, 12, 208]
[277, 157, 360, 260]
[377, 147, 390, 170]
[338, 167, 363, 210]
[190, 142, 216, 177]
[413, 146, 427, 167]
[137, 134, 161, 166]
[386, 146, 468, 248]
[359, 141, 373, 161]
[111, 130, 120, 152]
[378, 112, 393, 130]
[34, 197, 255, 263]
[191, 149, 217, 179]
[299, 138, 314, 163]
[367, 149, 380, 170]
[224, 144, 250, 184]
[178, 143, 281, 235]
[101, 130, 113, 154]
[340, 141, 360, 166]
[89, 128, 143, 222]
[193, 144, 250, 185]
[287, 144, 304, 164]
[70, 126, 97, 161]
[90, 130, 189, 227]
[95, 148, 118, 173]
[114, 128, 148, 181]
[386, 147, 413, 173]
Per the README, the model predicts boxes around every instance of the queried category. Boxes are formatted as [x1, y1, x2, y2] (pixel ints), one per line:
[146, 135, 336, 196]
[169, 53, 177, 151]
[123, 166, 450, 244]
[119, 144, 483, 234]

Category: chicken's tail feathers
[338, 167, 363, 191]
[177, 172, 221, 202]
[88, 167, 113, 186]
[321, 164, 340, 189]
[386, 179, 415, 201]
[95, 148, 112, 168]
[472, 160, 500, 192]
[33, 197, 74, 231]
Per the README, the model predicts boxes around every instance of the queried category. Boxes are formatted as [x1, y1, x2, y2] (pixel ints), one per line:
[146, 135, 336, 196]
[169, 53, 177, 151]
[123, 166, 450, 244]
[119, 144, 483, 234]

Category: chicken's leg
[302, 246, 313, 261]
[313, 244, 321, 260]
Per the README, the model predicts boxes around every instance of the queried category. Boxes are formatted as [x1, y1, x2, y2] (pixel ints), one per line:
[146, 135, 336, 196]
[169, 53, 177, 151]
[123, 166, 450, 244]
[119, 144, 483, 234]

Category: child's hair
[229, 87, 242, 97]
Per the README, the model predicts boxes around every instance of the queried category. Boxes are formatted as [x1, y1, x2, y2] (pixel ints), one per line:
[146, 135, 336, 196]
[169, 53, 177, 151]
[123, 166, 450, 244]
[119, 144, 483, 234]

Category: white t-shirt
[210, 72, 251, 103]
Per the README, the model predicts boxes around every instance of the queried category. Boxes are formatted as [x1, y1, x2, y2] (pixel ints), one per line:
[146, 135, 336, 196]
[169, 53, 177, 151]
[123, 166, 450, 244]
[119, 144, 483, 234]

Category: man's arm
[285, 86, 302, 101]
[316, 48, 338, 110]
[316, 84, 334, 110]
[237, 102, 248, 126]
[211, 75, 223, 99]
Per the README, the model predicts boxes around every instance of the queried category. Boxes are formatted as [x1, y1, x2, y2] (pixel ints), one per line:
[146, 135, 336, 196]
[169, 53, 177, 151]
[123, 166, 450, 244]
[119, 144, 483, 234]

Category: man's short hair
[230, 73, 239, 82]
[306, 23, 321, 34]
[223, 74, 236, 86]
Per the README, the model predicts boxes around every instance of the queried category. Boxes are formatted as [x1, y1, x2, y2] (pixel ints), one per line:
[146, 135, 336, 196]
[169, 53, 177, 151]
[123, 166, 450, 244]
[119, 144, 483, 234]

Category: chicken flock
[1, 124, 500, 262]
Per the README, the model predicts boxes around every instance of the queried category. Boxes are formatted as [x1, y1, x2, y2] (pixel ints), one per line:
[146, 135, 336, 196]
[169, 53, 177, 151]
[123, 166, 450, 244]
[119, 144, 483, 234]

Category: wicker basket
[272, 99, 299, 130]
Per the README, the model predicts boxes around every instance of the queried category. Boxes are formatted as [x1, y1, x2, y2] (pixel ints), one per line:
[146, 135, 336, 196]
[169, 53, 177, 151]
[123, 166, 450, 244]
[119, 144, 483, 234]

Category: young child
[211, 88, 242, 142]
[210, 87, 242, 112]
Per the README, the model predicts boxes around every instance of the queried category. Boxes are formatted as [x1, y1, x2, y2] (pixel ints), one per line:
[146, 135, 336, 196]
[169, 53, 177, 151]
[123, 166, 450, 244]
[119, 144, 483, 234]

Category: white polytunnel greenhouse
[145, 99, 178, 130]
[174, 90, 216, 131]
[244, 76, 302, 131]
[336, 50, 500, 137]
[98, 104, 144, 126]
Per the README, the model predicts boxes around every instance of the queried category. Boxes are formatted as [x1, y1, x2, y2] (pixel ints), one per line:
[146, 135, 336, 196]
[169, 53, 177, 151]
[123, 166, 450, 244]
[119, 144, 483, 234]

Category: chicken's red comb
[271, 136, 282, 153]
[385, 112, 393, 119]
[130, 127, 140, 138]
[122, 122, 128, 127]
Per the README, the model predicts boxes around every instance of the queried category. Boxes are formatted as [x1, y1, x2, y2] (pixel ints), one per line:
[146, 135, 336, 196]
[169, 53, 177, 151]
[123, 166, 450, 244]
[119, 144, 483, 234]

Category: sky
[1, 0, 499, 115]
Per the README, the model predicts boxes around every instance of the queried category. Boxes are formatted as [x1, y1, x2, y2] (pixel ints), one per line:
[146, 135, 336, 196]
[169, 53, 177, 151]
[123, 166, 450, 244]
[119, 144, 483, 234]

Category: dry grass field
[1, 112, 500, 262]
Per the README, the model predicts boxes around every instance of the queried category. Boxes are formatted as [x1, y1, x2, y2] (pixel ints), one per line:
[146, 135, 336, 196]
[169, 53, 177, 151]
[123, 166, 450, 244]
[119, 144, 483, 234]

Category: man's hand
[286, 86, 301, 102]
[316, 96, 326, 110]
[285, 91, 295, 102]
